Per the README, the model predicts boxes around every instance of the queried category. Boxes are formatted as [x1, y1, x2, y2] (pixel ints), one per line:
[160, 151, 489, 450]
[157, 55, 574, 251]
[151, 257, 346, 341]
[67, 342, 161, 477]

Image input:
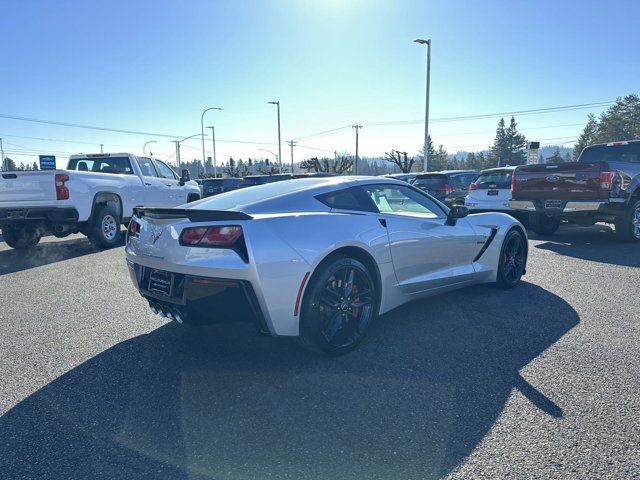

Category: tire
[496, 229, 527, 289]
[1, 225, 42, 250]
[529, 212, 561, 235]
[298, 256, 378, 355]
[614, 199, 640, 243]
[88, 204, 121, 248]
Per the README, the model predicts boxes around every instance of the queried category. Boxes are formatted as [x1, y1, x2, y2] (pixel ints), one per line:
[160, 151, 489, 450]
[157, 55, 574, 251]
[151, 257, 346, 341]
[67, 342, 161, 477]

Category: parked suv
[465, 166, 528, 223]
[510, 140, 640, 241]
[412, 170, 479, 206]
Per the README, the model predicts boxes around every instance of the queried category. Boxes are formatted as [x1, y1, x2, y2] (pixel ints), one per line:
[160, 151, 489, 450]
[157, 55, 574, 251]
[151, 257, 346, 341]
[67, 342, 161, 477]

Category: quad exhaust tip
[148, 301, 184, 324]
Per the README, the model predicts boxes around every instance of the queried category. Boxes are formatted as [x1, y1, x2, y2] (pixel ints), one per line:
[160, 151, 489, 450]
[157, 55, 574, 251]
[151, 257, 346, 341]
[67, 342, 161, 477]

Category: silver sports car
[125, 176, 527, 354]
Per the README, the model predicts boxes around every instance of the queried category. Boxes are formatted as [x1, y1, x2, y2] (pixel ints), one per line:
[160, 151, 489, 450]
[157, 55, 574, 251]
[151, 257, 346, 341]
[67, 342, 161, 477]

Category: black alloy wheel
[299, 257, 377, 354]
[497, 230, 526, 288]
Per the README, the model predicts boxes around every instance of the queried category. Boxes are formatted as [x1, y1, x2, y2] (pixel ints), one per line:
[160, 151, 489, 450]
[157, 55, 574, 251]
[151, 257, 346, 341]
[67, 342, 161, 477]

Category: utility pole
[352, 124, 362, 175]
[287, 140, 297, 173]
[207, 126, 217, 177]
[100, 144, 104, 153]
[268, 101, 282, 169]
[172, 140, 181, 170]
[0, 138, 4, 171]
[414, 38, 431, 173]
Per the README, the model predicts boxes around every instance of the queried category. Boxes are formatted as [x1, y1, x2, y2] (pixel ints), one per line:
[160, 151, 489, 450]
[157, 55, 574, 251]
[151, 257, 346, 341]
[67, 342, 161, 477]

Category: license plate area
[544, 200, 563, 209]
[487, 190, 499, 196]
[148, 269, 174, 296]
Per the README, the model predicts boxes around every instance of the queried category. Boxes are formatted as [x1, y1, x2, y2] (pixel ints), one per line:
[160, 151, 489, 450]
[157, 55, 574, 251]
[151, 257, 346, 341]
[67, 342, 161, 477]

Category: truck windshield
[67, 157, 134, 174]
[579, 144, 640, 164]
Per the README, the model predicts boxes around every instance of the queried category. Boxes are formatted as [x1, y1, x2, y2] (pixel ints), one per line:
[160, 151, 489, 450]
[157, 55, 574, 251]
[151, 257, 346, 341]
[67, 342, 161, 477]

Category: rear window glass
[579, 144, 640, 164]
[316, 187, 377, 212]
[475, 171, 512, 189]
[413, 175, 447, 188]
[67, 157, 133, 174]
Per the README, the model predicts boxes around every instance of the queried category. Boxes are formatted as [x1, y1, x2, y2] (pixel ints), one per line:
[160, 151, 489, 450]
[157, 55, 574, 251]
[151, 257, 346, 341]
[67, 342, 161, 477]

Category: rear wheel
[88, 205, 121, 248]
[299, 257, 378, 355]
[1, 225, 42, 249]
[496, 229, 527, 288]
[529, 212, 560, 235]
[614, 199, 640, 242]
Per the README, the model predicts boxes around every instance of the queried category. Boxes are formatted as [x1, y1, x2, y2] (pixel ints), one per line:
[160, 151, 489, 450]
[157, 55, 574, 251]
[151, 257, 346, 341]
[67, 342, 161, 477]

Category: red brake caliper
[352, 284, 359, 317]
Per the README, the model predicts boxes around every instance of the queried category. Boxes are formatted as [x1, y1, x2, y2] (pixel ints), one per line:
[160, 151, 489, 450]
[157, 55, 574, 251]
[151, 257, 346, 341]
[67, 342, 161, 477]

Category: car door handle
[144, 182, 152, 186]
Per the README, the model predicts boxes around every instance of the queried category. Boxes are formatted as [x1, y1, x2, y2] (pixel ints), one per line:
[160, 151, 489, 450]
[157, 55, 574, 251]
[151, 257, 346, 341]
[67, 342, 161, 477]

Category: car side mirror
[446, 205, 469, 226]
[179, 169, 190, 186]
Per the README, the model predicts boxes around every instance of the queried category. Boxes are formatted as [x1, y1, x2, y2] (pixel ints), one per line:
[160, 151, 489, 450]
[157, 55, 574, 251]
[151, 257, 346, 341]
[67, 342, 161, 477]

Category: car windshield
[579, 143, 640, 163]
[475, 171, 513, 189]
[413, 175, 447, 188]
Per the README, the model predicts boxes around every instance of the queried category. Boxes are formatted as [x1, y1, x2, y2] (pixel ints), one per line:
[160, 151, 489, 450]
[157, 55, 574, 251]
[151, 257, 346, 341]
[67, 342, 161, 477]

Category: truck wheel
[1, 225, 42, 250]
[529, 213, 561, 236]
[88, 205, 122, 248]
[614, 199, 640, 243]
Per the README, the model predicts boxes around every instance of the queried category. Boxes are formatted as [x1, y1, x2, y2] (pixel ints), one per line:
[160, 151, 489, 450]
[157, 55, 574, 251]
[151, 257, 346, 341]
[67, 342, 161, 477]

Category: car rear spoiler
[133, 207, 252, 222]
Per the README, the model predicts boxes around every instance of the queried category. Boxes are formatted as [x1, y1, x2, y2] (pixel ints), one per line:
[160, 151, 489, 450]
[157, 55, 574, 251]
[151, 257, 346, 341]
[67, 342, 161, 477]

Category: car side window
[363, 184, 447, 219]
[155, 160, 178, 180]
[315, 187, 377, 212]
[137, 157, 159, 177]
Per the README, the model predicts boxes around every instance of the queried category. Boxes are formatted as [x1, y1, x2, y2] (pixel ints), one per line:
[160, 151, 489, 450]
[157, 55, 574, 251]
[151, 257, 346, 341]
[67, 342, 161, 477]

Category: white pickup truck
[0, 153, 201, 249]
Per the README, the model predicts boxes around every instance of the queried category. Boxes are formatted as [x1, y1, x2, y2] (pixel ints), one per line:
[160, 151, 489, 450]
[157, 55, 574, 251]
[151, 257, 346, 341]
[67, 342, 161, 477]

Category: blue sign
[39, 155, 56, 170]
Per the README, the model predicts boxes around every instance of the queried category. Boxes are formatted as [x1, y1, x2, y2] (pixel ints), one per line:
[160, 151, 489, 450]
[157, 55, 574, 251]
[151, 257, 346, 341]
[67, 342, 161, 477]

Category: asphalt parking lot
[0, 225, 638, 480]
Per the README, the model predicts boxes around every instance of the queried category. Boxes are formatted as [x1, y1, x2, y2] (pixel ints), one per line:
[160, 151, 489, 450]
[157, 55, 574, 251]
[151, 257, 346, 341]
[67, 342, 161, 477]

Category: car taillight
[437, 184, 454, 193]
[599, 171, 615, 190]
[128, 218, 141, 238]
[55, 173, 69, 200]
[511, 173, 517, 193]
[468, 182, 478, 192]
[179, 225, 243, 247]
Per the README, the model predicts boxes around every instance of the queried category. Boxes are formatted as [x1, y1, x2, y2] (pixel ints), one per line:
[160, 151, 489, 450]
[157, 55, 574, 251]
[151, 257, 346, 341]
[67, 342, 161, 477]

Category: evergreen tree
[490, 118, 508, 167]
[573, 114, 598, 160]
[491, 117, 526, 167]
[547, 147, 564, 163]
[594, 94, 640, 142]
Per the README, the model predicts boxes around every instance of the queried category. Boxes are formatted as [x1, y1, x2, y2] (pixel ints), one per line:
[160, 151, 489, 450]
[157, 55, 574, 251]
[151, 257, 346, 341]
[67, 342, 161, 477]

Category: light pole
[201, 107, 222, 172]
[173, 133, 205, 170]
[352, 124, 362, 174]
[143, 140, 157, 155]
[206, 126, 218, 177]
[415, 38, 431, 173]
[268, 101, 282, 169]
[287, 140, 297, 173]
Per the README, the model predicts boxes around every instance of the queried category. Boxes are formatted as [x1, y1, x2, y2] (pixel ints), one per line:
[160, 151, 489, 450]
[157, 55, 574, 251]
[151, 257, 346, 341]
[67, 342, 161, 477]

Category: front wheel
[529, 212, 560, 235]
[614, 199, 640, 242]
[496, 229, 527, 289]
[299, 257, 378, 355]
[88, 205, 122, 248]
[1, 225, 42, 249]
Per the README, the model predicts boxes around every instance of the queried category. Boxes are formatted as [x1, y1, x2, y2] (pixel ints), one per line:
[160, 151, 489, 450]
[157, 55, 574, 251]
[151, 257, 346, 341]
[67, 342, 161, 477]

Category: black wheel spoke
[323, 312, 344, 341]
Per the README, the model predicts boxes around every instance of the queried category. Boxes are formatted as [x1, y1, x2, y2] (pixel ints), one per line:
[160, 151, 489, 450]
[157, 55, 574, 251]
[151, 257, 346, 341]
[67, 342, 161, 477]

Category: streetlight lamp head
[414, 38, 430, 45]
[268, 101, 279, 105]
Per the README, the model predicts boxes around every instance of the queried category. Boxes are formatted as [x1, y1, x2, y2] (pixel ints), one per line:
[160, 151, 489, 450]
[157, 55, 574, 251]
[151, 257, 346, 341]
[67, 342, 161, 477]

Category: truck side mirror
[179, 169, 190, 186]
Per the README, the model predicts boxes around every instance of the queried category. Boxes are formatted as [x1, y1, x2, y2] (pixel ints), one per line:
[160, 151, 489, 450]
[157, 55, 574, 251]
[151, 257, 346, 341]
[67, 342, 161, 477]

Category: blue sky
[1, 0, 639, 166]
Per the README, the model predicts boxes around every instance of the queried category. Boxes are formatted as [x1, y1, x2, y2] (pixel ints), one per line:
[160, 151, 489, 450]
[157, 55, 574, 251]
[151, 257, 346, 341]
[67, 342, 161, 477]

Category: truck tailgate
[513, 162, 609, 200]
[0, 171, 58, 205]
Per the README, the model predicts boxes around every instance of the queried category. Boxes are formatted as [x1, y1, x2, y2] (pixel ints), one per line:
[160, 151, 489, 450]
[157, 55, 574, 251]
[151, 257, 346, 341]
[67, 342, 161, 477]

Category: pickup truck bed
[510, 141, 640, 241]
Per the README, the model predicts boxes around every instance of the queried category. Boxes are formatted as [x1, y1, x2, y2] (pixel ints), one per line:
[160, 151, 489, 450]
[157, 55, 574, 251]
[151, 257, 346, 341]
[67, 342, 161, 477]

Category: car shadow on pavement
[0, 235, 124, 276]
[0, 282, 578, 480]
[531, 224, 640, 268]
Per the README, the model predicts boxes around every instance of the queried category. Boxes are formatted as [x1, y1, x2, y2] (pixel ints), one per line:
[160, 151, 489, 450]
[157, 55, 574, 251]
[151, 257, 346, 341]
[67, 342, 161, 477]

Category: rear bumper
[509, 200, 608, 213]
[127, 261, 271, 333]
[0, 207, 78, 224]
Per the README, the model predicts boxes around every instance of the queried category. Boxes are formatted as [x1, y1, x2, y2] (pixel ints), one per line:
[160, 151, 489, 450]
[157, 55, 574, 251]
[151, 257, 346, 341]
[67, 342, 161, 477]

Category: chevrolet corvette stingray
[125, 176, 527, 354]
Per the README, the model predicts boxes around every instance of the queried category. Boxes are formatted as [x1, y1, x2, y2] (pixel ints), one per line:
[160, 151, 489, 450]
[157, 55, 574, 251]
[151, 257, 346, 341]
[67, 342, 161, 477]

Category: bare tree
[256, 165, 287, 175]
[299, 156, 353, 174]
[384, 150, 415, 173]
[223, 158, 250, 178]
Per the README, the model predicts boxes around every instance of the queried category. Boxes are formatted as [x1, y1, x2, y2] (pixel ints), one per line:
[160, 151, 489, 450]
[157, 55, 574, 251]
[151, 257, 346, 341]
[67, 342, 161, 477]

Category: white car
[125, 176, 528, 354]
[0, 153, 201, 249]
[465, 166, 528, 223]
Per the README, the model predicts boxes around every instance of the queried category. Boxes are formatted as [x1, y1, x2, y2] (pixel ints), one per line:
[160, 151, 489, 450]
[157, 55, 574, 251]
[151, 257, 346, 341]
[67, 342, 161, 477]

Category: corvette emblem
[151, 226, 163, 245]
[546, 175, 560, 182]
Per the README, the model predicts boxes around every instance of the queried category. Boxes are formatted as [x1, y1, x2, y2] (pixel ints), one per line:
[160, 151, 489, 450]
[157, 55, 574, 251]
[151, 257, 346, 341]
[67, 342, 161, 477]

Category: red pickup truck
[510, 141, 640, 242]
